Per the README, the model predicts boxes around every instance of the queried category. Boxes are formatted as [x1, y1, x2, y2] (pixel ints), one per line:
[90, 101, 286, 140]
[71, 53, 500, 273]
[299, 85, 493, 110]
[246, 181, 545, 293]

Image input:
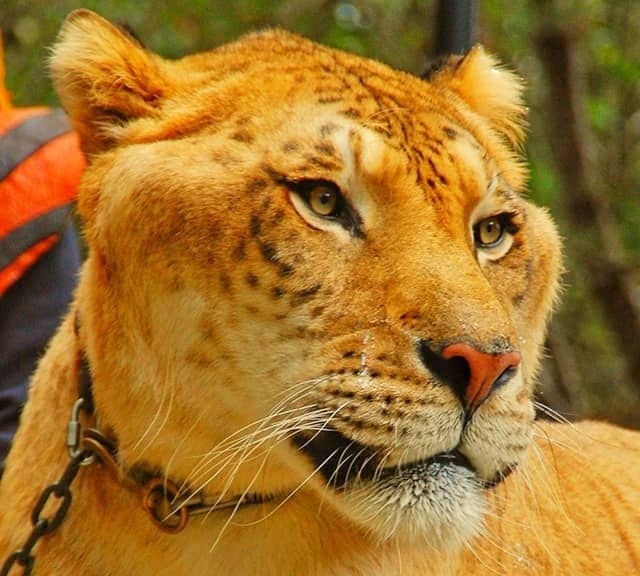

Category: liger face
[54, 12, 561, 549]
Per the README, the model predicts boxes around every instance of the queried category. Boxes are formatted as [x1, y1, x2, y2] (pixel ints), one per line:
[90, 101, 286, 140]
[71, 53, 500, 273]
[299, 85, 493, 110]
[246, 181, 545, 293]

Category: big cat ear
[425, 46, 527, 148]
[49, 9, 171, 154]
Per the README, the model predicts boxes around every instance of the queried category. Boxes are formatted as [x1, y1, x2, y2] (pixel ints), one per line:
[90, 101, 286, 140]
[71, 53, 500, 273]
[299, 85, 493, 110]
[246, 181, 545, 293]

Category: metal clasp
[66, 398, 95, 466]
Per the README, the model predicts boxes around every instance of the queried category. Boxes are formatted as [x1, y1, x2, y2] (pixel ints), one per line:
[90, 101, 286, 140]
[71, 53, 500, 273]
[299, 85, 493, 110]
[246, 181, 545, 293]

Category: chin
[340, 453, 487, 549]
[296, 429, 498, 550]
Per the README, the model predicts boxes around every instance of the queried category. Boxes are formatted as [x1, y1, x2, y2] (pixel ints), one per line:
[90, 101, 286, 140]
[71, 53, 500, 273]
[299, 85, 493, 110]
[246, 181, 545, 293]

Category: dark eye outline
[284, 178, 365, 238]
[473, 213, 519, 249]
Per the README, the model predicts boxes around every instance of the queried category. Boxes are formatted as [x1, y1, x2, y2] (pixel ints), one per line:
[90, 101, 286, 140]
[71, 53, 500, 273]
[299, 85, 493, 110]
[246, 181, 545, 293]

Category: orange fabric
[0, 234, 58, 294]
[0, 118, 85, 237]
[0, 107, 86, 293]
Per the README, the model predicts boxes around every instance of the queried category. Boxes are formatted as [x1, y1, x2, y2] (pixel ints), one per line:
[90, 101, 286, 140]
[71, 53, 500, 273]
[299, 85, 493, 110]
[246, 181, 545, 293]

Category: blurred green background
[2, 0, 639, 427]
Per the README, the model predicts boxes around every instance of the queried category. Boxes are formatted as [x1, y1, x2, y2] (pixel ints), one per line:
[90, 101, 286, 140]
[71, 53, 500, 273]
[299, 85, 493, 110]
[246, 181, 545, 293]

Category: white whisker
[233, 446, 342, 528]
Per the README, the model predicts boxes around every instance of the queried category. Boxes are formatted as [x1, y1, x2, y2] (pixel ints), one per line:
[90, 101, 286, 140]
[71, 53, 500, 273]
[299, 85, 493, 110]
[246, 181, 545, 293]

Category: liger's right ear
[50, 9, 171, 154]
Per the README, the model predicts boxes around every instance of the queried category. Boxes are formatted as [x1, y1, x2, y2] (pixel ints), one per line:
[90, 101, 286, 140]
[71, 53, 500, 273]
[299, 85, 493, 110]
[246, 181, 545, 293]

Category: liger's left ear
[427, 46, 527, 148]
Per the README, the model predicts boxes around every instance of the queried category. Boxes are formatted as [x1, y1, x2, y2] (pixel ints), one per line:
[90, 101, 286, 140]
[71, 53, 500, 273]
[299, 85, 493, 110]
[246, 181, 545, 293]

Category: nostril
[442, 355, 471, 403]
[418, 341, 470, 403]
[494, 365, 518, 390]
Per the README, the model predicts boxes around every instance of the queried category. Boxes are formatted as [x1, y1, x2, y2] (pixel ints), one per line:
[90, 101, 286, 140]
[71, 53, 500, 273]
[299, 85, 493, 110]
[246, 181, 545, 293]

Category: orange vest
[0, 108, 86, 295]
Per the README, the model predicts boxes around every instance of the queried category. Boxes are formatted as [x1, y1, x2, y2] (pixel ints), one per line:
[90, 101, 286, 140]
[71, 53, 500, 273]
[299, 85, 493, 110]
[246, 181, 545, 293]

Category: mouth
[294, 426, 518, 547]
[294, 428, 513, 491]
[378, 450, 475, 480]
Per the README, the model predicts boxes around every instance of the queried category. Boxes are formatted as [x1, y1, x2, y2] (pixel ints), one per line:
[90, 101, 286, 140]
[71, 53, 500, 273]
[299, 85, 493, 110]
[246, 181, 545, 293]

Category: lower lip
[378, 450, 475, 481]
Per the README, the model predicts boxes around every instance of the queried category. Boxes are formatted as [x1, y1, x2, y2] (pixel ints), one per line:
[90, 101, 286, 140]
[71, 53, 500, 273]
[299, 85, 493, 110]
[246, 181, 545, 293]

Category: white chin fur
[341, 461, 486, 550]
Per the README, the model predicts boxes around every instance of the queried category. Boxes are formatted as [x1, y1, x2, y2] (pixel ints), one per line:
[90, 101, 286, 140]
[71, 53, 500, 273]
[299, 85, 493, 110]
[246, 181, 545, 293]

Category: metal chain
[0, 393, 101, 576]
[0, 449, 91, 576]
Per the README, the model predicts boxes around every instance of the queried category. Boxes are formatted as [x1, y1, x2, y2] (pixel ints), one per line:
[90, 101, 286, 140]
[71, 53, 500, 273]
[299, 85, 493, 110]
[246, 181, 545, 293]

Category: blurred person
[0, 32, 85, 474]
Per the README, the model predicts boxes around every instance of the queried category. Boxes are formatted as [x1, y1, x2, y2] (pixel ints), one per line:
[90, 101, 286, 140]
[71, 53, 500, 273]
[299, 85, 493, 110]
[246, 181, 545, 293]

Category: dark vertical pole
[434, 0, 477, 57]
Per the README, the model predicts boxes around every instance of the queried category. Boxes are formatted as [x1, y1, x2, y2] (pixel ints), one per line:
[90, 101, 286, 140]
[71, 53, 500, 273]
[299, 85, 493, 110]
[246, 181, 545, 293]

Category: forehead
[153, 32, 499, 203]
[174, 31, 456, 137]
[259, 105, 491, 198]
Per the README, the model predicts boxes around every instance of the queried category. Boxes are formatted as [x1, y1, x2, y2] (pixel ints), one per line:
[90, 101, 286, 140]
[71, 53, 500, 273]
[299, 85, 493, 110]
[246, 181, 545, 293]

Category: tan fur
[1, 10, 639, 575]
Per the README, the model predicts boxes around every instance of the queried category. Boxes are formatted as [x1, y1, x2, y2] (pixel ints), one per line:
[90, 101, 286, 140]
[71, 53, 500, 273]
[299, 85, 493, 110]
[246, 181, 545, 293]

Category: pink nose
[441, 343, 521, 412]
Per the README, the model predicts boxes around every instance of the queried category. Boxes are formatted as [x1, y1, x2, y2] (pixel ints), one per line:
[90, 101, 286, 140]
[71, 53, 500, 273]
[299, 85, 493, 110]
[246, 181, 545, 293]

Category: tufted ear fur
[49, 9, 170, 154]
[426, 46, 527, 148]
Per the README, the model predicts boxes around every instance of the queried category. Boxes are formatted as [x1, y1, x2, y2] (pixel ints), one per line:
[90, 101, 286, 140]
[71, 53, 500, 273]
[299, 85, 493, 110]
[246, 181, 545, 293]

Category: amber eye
[475, 216, 505, 247]
[285, 178, 364, 237]
[309, 184, 340, 217]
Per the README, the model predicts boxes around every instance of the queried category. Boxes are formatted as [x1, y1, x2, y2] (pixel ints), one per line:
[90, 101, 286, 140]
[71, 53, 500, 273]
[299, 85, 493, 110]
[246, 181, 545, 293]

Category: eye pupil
[319, 191, 332, 205]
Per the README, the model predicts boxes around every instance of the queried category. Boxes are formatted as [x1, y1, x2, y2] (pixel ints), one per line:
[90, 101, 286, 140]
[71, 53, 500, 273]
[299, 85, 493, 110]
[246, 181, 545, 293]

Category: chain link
[0, 448, 91, 576]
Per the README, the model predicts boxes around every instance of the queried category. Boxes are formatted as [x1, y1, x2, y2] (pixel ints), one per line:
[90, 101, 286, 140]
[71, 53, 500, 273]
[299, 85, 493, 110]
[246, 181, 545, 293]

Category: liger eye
[309, 184, 340, 217]
[285, 178, 365, 238]
[287, 179, 344, 219]
[474, 215, 510, 248]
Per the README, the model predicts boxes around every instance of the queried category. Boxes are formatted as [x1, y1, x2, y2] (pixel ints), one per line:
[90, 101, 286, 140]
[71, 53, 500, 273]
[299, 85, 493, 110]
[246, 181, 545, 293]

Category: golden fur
[1, 10, 639, 575]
